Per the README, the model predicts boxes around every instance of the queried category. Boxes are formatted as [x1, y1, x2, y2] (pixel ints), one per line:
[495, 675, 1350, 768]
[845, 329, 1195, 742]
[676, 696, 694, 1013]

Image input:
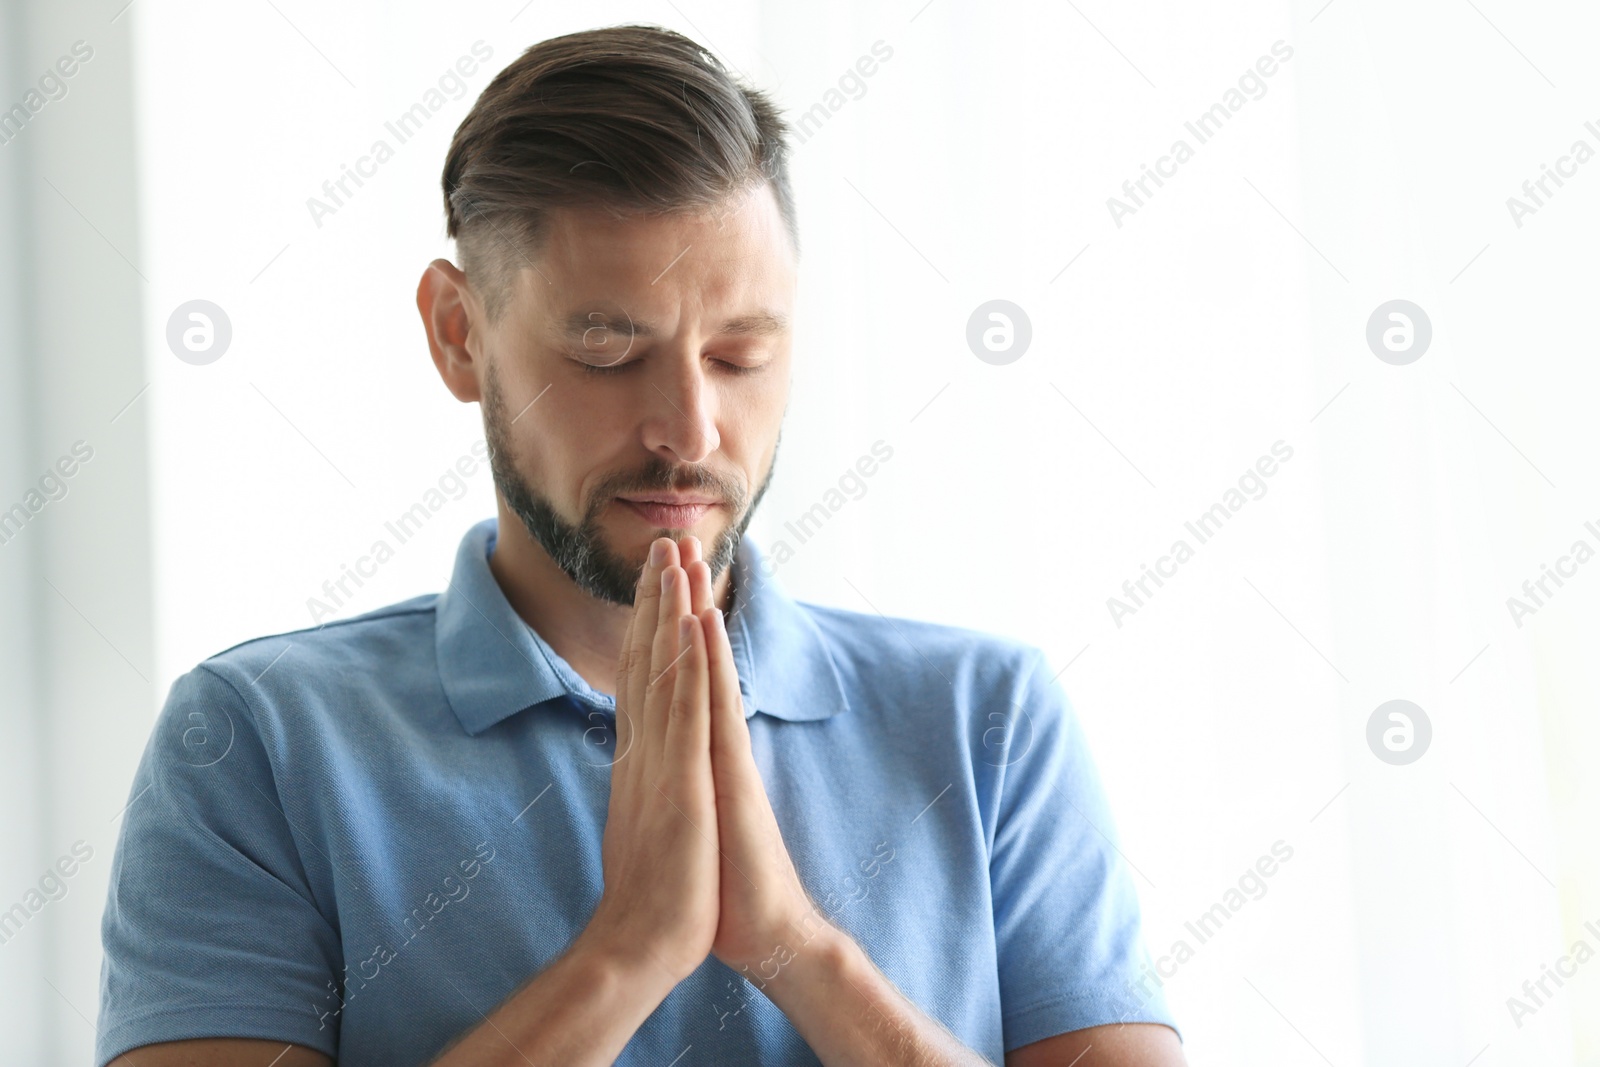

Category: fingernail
[650, 539, 668, 566]
[679, 616, 693, 641]
[662, 568, 675, 591]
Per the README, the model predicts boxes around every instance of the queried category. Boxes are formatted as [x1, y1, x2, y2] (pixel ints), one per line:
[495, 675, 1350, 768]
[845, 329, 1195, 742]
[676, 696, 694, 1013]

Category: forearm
[427, 925, 680, 1067]
[757, 923, 991, 1067]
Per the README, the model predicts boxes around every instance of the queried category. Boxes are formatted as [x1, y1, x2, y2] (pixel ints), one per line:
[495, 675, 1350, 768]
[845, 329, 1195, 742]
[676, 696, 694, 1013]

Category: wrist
[572, 920, 693, 1000]
[733, 914, 853, 1000]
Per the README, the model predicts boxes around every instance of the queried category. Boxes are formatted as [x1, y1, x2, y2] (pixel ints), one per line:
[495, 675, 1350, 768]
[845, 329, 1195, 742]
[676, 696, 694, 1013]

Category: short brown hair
[442, 24, 798, 321]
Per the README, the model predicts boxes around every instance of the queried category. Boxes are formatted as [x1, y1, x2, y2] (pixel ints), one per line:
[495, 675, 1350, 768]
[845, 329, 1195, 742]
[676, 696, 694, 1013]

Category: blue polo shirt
[96, 516, 1179, 1066]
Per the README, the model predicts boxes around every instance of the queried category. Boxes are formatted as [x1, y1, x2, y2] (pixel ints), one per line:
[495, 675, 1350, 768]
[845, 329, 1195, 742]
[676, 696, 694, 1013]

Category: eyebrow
[561, 310, 789, 340]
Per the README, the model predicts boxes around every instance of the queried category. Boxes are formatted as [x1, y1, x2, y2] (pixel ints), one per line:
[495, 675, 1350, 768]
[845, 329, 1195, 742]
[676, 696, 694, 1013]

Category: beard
[481, 360, 779, 607]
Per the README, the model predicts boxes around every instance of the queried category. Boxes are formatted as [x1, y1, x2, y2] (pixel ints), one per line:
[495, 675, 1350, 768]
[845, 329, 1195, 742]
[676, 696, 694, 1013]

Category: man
[96, 23, 1184, 1067]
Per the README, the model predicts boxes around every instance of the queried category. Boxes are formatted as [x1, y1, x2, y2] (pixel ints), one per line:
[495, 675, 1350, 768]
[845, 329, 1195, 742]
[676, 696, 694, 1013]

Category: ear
[417, 258, 483, 403]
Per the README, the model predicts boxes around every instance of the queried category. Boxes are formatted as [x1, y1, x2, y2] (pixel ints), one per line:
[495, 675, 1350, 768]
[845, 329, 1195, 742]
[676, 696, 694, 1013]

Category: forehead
[517, 183, 796, 318]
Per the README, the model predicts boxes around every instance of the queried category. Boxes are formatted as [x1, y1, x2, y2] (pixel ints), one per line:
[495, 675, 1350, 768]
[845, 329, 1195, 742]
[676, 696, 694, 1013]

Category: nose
[642, 349, 720, 465]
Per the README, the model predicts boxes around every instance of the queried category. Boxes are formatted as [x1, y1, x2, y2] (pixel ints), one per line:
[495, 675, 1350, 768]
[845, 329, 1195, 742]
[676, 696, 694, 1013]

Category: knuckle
[668, 690, 691, 721]
[644, 663, 672, 699]
[616, 644, 640, 682]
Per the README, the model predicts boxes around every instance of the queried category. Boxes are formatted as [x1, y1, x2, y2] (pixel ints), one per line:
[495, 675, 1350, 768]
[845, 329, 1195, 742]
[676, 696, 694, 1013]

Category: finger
[662, 612, 712, 810]
[621, 537, 675, 778]
[679, 533, 702, 568]
[703, 605, 752, 771]
[704, 607, 774, 859]
[624, 537, 678, 725]
[677, 535, 711, 616]
[607, 542, 672, 801]
[611, 691, 634, 778]
[686, 557, 713, 619]
[612, 541, 660, 782]
[675, 536, 713, 617]
[646, 562, 692, 774]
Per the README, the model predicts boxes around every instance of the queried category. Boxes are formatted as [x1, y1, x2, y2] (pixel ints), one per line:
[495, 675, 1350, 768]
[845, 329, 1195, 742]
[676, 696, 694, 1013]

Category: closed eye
[576, 360, 631, 376]
[575, 358, 764, 376]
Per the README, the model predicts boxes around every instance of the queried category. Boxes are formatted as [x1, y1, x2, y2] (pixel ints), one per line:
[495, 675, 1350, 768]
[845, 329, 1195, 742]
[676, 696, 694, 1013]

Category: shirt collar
[437, 517, 851, 736]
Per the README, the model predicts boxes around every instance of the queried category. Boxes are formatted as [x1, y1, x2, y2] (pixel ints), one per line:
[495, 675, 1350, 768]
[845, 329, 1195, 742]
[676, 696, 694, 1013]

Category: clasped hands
[586, 534, 834, 991]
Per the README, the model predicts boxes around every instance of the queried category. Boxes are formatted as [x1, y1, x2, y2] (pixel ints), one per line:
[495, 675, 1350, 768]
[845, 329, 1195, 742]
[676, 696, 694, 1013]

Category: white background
[2, 0, 1598, 1063]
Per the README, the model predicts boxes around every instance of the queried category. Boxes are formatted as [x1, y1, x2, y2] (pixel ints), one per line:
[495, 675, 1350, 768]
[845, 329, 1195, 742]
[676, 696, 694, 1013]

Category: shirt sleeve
[95, 664, 343, 1067]
[988, 646, 1182, 1052]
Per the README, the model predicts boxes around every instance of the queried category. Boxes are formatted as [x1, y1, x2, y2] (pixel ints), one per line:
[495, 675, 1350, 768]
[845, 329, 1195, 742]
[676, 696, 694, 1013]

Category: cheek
[545, 390, 626, 443]
[745, 378, 789, 446]
[730, 359, 789, 420]
[534, 407, 631, 499]
[719, 399, 783, 491]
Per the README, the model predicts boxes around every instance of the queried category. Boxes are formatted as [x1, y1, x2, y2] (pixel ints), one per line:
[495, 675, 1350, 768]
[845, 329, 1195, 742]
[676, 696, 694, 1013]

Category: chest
[294, 702, 1002, 1064]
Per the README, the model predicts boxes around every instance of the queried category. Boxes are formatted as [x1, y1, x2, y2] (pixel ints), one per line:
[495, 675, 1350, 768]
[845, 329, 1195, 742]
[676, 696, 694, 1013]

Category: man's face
[476, 182, 796, 606]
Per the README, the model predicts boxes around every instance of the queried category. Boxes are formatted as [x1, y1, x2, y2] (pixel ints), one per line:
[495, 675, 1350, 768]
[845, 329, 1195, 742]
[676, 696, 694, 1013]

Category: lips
[617, 496, 718, 528]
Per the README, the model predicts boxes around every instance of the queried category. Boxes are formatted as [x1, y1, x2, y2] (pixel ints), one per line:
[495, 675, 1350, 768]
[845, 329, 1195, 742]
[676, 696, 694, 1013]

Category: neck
[485, 503, 735, 696]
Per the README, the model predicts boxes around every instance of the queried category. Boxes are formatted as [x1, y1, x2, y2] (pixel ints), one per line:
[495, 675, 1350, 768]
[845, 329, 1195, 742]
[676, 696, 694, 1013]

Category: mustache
[599, 463, 741, 505]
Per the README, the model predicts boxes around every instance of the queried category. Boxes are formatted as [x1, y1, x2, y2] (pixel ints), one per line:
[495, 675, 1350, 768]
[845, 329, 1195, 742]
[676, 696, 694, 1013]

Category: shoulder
[131, 594, 447, 814]
[159, 594, 442, 740]
[196, 593, 437, 685]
